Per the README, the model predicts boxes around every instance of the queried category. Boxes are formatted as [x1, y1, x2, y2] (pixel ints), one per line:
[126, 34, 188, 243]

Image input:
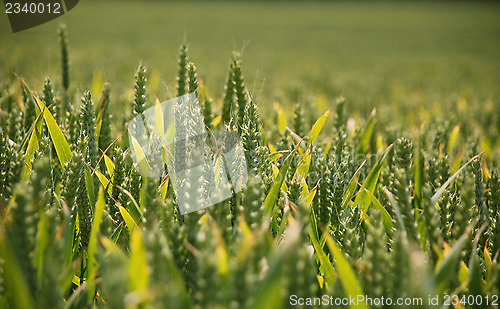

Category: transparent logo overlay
[128, 93, 248, 214]
[4, 0, 80, 33]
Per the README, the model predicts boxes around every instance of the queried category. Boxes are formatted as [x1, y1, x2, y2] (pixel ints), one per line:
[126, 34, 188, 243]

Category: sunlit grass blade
[211, 115, 222, 128]
[431, 152, 483, 206]
[264, 151, 294, 216]
[34, 211, 48, 289]
[292, 148, 311, 181]
[414, 134, 424, 211]
[303, 180, 318, 207]
[468, 224, 487, 296]
[127, 228, 149, 306]
[268, 152, 284, 163]
[22, 111, 44, 177]
[95, 169, 112, 195]
[87, 187, 106, 301]
[129, 133, 151, 176]
[117, 185, 143, 223]
[309, 228, 336, 287]
[434, 221, 475, 293]
[341, 160, 365, 210]
[285, 126, 306, 149]
[104, 153, 114, 177]
[249, 221, 301, 309]
[447, 124, 460, 155]
[160, 176, 169, 201]
[358, 109, 376, 154]
[154, 96, 164, 136]
[0, 225, 36, 309]
[30, 90, 72, 165]
[308, 108, 331, 145]
[274, 100, 286, 133]
[16, 74, 72, 167]
[358, 184, 393, 233]
[354, 141, 394, 212]
[326, 235, 368, 309]
[118, 204, 139, 234]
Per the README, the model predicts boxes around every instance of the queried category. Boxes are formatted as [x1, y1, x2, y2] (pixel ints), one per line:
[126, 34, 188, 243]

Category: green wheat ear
[201, 87, 213, 131]
[8, 181, 38, 297]
[241, 95, 265, 174]
[133, 64, 147, 116]
[74, 135, 91, 258]
[361, 210, 391, 300]
[22, 87, 36, 133]
[80, 91, 98, 170]
[314, 155, 332, 231]
[187, 62, 199, 95]
[41, 78, 62, 202]
[421, 185, 442, 264]
[393, 137, 418, 242]
[293, 101, 305, 138]
[42, 78, 56, 116]
[231, 55, 247, 133]
[97, 83, 112, 154]
[109, 146, 125, 225]
[488, 170, 500, 257]
[389, 231, 410, 299]
[141, 176, 162, 229]
[336, 206, 363, 262]
[176, 44, 189, 97]
[57, 24, 70, 119]
[221, 61, 234, 126]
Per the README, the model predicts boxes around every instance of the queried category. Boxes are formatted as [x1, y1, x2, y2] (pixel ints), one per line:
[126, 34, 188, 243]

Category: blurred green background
[1, 1, 499, 130]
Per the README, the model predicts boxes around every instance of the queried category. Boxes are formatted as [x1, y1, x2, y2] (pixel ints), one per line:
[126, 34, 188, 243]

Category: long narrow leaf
[0, 227, 36, 309]
[292, 148, 311, 181]
[358, 109, 376, 154]
[118, 204, 138, 233]
[354, 142, 394, 213]
[87, 187, 106, 301]
[22, 107, 44, 178]
[34, 211, 48, 289]
[414, 136, 424, 211]
[95, 169, 112, 196]
[117, 185, 143, 223]
[326, 236, 368, 309]
[129, 134, 151, 176]
[341, 160, 365, 210]
[32, 91, 72, 165]
[431, 152, 483, 206]
[104, 153, 115, 177]
[358, 184, 393, 233]
[128, 228, 149, 303]
[309, 228, 336, 286]
[309, 108, 331, 145]
[263, 152, 293, 216]
[434, 222, 475, 292]
[16, 75, 72, 167]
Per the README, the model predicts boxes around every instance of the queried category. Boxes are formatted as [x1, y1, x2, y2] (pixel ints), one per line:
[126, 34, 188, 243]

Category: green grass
[2, 1, 499, 156]
[1, 2, 500, 308]
[2, 1, 500, 110]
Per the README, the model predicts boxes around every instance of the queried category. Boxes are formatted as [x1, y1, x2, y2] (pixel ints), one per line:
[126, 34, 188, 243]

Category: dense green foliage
[1, 2, 500, 308]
